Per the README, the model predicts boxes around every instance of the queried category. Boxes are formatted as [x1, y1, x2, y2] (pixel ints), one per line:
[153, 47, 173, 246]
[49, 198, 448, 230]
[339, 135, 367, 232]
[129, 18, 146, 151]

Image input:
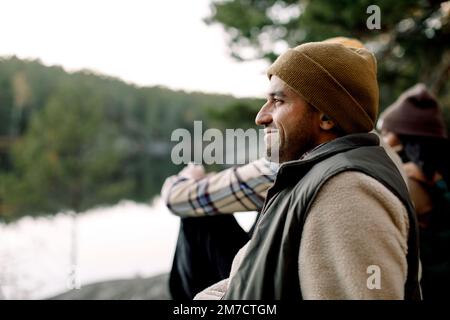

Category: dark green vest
[224, 133, 421, 300]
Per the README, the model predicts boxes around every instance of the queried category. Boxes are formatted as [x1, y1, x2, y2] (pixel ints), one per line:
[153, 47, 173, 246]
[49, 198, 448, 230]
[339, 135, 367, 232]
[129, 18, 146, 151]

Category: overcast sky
[0, 0, 269, 98]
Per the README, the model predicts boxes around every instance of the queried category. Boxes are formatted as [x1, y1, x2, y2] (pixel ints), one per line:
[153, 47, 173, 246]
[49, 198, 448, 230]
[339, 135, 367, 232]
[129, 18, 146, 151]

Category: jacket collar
[282, 133, 378, 167]
[274, 133, 380, 183]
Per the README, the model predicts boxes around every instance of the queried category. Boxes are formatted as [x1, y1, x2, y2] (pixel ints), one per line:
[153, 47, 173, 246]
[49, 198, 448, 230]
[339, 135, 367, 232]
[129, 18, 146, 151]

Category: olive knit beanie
[267, 41, 379, 134]
[378, 83, 448, 139]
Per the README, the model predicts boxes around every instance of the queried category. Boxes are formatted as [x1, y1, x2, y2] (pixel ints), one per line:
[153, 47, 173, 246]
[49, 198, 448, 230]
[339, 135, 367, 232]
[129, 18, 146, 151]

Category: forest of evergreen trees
[0, 57, 263, 221]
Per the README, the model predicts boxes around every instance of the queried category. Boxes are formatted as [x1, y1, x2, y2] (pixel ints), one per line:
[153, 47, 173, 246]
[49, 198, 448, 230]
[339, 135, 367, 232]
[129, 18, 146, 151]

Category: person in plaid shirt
[161, 158, 277, 300]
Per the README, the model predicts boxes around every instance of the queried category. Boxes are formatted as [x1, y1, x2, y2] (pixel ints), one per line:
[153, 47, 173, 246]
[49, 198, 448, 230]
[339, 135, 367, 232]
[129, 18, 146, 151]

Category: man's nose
[255, 103, 273, 126]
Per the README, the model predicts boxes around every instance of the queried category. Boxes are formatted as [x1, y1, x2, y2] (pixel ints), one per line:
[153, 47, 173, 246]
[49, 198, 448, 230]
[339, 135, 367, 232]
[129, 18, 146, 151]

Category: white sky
[0, 0, 269, 98]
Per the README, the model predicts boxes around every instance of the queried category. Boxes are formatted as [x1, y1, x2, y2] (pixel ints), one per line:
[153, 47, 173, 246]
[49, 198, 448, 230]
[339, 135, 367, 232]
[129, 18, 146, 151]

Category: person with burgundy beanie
[378, 83, 450, 300]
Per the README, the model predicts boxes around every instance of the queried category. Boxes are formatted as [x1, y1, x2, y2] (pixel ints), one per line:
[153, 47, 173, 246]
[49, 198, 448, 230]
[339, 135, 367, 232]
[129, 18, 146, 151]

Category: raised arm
[161, 158, 277, 217]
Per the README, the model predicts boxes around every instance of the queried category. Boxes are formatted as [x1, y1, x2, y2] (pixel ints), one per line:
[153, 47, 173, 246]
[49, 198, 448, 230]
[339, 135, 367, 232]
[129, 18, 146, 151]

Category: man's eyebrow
[268, 91, 287, 98]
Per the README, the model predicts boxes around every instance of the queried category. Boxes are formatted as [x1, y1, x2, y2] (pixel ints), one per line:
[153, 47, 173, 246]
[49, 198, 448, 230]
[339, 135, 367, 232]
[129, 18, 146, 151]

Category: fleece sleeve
[299, 171, 410, 300]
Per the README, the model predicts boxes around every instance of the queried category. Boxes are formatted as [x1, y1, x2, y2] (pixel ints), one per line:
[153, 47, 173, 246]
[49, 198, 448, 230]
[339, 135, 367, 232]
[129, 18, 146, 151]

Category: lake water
[0, 198, 256, 299]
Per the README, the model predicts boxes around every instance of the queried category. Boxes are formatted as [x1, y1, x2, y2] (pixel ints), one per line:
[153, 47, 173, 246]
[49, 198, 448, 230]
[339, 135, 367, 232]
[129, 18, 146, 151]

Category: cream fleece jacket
[194, 171, 410, 300]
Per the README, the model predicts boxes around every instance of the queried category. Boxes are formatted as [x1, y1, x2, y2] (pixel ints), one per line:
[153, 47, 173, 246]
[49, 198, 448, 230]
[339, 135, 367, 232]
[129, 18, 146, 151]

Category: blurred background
[0, 0, 449, 299]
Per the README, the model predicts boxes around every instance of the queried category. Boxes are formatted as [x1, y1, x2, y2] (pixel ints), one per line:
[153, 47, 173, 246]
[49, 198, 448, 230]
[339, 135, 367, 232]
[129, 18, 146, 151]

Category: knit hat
[267, 41, 379, 134]
[378, 83, 448, 139]
[322, 37, 366, 49]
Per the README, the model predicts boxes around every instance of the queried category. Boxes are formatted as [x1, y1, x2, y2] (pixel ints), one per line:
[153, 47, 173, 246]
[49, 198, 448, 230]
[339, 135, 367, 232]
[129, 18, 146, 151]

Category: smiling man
[259, 75, 338, 164]
[194, 40, 421, 300]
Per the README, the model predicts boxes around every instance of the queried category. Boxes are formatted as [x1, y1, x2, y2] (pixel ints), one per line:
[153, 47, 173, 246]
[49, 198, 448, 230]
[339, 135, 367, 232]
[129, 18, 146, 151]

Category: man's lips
[264, 128, 277, 134]
[264, 129, 279, 144]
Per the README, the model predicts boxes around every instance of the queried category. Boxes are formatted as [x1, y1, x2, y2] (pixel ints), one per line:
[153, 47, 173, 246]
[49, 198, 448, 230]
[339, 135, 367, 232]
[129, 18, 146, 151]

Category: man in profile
[192, 40, 421, 300]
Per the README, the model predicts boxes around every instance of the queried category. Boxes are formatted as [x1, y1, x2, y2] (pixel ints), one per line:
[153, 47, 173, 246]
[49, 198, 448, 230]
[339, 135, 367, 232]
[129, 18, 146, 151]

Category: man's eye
[274, 99, 283, 105]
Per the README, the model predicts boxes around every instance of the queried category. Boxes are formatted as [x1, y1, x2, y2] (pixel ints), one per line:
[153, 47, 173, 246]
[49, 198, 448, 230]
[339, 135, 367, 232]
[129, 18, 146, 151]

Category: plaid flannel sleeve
[161, 158, 277, 216]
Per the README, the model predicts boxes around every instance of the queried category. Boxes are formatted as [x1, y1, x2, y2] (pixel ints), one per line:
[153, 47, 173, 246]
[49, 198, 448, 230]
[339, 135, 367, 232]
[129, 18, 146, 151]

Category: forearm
[161, 158, 276, 217]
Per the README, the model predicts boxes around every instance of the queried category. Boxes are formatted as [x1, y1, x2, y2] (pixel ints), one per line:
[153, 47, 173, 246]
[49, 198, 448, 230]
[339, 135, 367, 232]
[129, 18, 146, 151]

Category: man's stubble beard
[267, 115, 318, 163]
[280, 126, 316, 163]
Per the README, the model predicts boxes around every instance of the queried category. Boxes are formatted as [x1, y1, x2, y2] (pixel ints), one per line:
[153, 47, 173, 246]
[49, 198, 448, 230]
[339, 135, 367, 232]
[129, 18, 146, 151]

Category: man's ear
[319, 113, 336, 131]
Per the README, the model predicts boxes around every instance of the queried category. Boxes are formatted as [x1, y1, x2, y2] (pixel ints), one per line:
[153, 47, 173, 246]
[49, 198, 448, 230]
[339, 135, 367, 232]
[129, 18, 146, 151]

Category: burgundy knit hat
[378, 83, 448, 139]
